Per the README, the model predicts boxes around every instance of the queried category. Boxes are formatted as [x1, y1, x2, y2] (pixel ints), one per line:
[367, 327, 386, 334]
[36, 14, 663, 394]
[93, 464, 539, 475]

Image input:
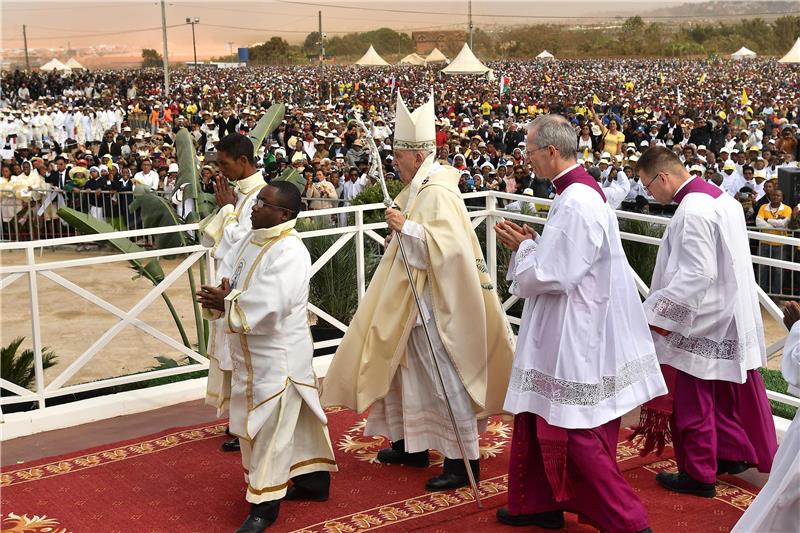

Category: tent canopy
[399, 53, 426, 66]
[731, 46, 756, 59]
[441, 43, 489, 75]
[39, 58, 67, 71]
[425, 48, 448, 64]
[64, 57, 86, 70]
[779, 37, 800, 64]
[355, 45, 389, 66]
[536, 50, 555, 59]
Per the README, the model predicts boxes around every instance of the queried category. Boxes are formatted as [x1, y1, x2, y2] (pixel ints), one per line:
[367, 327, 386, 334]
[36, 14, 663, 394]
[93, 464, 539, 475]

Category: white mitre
[394, 91, 436, 151]
[394, 91, 437, 211]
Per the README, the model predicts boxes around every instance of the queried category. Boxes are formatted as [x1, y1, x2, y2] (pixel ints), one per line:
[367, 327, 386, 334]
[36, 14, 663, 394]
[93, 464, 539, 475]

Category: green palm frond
[1, 336, 58, 392]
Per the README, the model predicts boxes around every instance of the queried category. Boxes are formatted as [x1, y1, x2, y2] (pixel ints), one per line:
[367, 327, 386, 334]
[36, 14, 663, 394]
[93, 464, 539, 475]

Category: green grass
[759, 367, 798, 420]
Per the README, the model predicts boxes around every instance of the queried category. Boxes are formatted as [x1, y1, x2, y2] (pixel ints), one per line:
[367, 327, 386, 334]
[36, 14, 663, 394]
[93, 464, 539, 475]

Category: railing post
[355, 209, 365, 302]
[486, 192, 498, 286]
[26, 247, 46, 409]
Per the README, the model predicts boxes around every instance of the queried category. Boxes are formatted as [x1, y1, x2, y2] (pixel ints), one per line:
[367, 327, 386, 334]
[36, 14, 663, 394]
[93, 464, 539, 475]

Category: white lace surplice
[643, 192, 765, 383]
[504, 182, 666, 430]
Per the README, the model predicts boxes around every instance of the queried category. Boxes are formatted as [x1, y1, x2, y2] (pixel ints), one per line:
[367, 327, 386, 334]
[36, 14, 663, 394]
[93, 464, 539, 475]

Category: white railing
[1, 191, 798, 438]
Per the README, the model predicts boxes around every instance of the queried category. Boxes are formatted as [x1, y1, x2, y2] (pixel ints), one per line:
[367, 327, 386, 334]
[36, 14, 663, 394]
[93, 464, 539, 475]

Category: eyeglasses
[641, 172, 663, 194]
[254, 198, 293, 212]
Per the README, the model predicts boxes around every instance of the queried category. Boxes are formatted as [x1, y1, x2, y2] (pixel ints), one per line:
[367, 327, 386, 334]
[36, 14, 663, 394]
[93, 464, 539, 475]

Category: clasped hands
[197, 278, 232, 312]
[495, 220, 537, 251]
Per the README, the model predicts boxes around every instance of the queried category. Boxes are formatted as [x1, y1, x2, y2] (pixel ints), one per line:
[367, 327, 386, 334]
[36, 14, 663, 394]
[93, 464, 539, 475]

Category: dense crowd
[1, 59, 799, 291]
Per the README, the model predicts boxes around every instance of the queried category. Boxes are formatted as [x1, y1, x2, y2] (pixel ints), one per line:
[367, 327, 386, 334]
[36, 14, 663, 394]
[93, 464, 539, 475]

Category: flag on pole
[659, 73, 665, 85]
[699, 73, 706, 84]
[592, 94, 600, 104]
[544, 73, 551, 83]
[390, 76, 396, 93]
[499, 75, 511, 95]
[741, 88, 748, 105]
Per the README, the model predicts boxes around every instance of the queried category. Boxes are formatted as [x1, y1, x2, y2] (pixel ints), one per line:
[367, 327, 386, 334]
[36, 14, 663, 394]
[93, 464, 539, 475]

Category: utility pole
[186, 17, 200, 67]
[318, 10, 325, 101]
[160, 0, 170, 96]
[22, 25, 30, 71]
[468, 0, 474, 49]
[227, 41, 234, 62]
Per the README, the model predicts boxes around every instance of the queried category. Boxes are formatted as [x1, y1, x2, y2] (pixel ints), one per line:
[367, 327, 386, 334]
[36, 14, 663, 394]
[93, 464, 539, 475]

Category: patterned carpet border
[289, 474, 509, 533]
[1, 424, 227, 488]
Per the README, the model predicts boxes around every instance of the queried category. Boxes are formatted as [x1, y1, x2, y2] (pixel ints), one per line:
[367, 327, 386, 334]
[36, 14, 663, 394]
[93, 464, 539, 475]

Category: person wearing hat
[323, 92, 514, 493]
[344, 137, 366, 170]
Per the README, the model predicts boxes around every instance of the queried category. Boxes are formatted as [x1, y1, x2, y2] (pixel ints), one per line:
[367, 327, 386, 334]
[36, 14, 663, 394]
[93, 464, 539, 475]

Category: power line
[1, 24, 185, 42]
[275, 0, 800, 20]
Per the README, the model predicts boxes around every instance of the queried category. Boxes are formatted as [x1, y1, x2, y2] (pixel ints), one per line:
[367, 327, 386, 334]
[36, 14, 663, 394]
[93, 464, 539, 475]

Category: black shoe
[284, 485, 328, 502]
[376, 439, 430, 467]
[717, 459, 750, 475]
[225, 425, 232, 436]
[655, 471, 716, 498]
[221, 437, 240, 452]
[234, 515, 275, 533]
[495, 507, 564, 529]
[235, 501, 279, 533]
[425, 458, 479, 491]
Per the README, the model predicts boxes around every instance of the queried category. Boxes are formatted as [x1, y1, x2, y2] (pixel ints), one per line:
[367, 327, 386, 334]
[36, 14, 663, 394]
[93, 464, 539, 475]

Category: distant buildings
[412, 31, 465, 55]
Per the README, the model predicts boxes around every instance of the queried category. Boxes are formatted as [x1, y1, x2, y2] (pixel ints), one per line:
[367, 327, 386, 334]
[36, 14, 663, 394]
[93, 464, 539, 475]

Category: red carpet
[1, 408, 759, 533]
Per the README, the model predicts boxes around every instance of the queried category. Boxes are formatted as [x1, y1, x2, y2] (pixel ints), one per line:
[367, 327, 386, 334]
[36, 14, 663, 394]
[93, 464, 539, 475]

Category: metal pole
[228, 41, 234, 61]
[23, 24, 30, 71]
[191, 22, 198, 67]
[160, 0, 170, 96]
[468, 0, 473, 49]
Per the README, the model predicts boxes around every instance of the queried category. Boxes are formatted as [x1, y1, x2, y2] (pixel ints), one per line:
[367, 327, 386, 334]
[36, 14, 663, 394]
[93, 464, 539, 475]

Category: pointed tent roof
[64, 57, 86, 70]
[355, 45, 389, 66]
[731, 46, 756, 59]
[425, 48, 448, 63]
[399, 53, 426, 66]
[441, 43, 489, 75]
[779, 37, 800, 64]
[40, 58, 66, 71]
[536, 50, 555, 59]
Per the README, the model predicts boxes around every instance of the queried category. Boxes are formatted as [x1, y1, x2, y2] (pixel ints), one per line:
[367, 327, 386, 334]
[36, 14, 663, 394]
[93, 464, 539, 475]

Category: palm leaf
[247, 103, 285, 158]
[170, 128, 217, 222]
[272, 167, 305, 194]
[129, 185, 189, 251]
[1, 336, 58, 392]
[57, 207, 165, 283]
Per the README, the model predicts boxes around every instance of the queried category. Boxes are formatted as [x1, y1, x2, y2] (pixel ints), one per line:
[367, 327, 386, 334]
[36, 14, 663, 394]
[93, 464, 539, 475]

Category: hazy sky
[0, 0, 785, 60]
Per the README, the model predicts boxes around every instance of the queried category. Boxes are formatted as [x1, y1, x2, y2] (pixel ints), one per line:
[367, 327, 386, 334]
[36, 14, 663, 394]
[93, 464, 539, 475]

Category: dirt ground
[1, 247, 204, 388]
[0, 246, 791, 390]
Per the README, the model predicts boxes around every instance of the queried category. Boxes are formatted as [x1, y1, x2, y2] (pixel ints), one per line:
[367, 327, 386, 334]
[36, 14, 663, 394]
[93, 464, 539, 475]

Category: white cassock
[200, 171, 265, 415]
[732, 320, 800, 533]
[644, 178, 765, 383]
[222, 223, 337, 503]
[504, 164, 666, 428]
[364, 163, 485, 461]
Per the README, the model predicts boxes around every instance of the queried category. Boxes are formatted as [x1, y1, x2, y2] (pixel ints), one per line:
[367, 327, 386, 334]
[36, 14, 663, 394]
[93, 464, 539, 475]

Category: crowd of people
[1, 59, 798, 290]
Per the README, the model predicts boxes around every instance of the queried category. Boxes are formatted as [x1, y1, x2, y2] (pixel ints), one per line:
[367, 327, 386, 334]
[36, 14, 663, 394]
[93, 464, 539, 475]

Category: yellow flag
[659, 73, 664, 85]
[592, 94, 600, 104]
[545, 74, 551, 83]
[699, 73, 706, 84]
[583, 147, 589, 161]
[741, 88, 748, 105]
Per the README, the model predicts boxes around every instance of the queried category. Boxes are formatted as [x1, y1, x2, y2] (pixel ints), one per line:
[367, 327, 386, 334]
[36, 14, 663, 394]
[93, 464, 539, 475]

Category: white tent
[64, 57, 86, 70]
[731, 46, 757, 60]
[536, 50, 555, 60]
[425, 48, 448, 64]
[441, 43, 489, 75]
[779, 37, 800, 64]
[399, 53, 426, 66]
[39, 58, 67, 71]
[354, 45, 389, 66]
